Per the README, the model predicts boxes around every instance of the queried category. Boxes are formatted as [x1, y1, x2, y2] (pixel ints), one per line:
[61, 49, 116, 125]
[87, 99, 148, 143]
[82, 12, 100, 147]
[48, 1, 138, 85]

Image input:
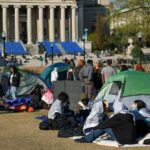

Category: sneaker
[74, 137, 91, 143]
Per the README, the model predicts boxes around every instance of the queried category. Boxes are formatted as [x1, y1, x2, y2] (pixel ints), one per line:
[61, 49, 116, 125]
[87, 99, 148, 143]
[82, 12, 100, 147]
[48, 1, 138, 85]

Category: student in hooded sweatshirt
[75, 100, 136, 145]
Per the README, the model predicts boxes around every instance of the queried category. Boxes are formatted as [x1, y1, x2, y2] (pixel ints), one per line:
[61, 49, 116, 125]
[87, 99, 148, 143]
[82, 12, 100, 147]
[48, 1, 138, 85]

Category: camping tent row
[95, 71, 150, 109]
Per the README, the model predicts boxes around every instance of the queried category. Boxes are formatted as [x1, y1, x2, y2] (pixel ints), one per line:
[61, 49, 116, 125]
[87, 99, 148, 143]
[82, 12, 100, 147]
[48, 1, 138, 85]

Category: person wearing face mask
[131, 100, 150, 119]
[131, 100, 150, 138]
[75, 100, 136, 145]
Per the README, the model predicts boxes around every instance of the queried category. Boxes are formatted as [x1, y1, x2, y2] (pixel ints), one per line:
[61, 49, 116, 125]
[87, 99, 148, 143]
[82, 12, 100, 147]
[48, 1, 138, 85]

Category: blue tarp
[41, 42, 61, 55]
[40, 62, 70, 88]
[61, 42, 83, 54]
[0, 42, 27, 55]
[5, 96, 32, 106]
[40, 42, 83, 55]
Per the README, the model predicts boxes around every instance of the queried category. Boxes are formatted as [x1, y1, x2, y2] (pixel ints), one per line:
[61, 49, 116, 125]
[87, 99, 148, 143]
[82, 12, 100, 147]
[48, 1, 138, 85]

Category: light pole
[84, 28, 88, 42]
[82, 35, 85, 62]
[138, 32, 142, 63]
[2, 32, 6, 58]
[51, 43, 54, 65]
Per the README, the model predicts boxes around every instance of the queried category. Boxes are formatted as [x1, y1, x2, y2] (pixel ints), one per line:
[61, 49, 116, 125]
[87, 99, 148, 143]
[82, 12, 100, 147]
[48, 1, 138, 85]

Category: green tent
[95, 71, 150, 109]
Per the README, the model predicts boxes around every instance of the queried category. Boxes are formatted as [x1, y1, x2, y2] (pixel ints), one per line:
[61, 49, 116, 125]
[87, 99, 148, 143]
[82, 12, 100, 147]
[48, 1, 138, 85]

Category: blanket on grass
[70, 133, 150, 148]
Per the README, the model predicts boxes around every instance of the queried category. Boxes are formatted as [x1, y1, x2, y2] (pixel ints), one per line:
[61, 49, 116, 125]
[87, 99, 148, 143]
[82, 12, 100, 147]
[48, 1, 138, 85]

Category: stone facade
[0, 0, 80, 43]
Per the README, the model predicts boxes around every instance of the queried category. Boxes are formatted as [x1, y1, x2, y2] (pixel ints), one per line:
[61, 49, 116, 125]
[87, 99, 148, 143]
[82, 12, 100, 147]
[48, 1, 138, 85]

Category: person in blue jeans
[9, 66, 20, 100]
[75, 100, 136, 145]
[84, 128, 116, 142]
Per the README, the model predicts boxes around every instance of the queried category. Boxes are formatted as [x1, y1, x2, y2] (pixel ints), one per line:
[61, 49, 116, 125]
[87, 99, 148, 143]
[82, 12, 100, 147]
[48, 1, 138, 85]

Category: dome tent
[40, 62, 70, 88]
[95, 71, 150, 109]
[1, 67, 48, 97]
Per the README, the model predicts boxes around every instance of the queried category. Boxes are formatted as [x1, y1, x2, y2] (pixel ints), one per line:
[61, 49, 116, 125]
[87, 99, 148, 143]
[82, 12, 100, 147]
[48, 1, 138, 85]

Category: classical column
[68, 13, 71, 41]
[14, 5, 20, 42]
[27, 6, 33, 44]
[60, 6, 66, 42]
[49, 6, 56, 42]
[2, 5, 8, 39]
[76, 9, 79, 41]
[71, 6, 76, 41]
[78, 2, 83, 40]
[38, 6, 45, 42]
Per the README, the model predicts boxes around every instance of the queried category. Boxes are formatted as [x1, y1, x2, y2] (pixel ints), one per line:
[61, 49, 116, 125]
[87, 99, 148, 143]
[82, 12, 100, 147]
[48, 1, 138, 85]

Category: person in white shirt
[51, 67, 58, 83]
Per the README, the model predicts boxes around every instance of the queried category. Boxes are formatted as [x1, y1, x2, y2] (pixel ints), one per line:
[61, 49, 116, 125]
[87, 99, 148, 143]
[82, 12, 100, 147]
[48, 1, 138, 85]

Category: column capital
[38, 5, 45, 9]
[60, 5, 67, 9]
[71, 5, 77, 9]
[49, 5, 56, 9]
[2, 5, 9, 8]
[26, 5, 33, 9]
[14, 5, 21, 9]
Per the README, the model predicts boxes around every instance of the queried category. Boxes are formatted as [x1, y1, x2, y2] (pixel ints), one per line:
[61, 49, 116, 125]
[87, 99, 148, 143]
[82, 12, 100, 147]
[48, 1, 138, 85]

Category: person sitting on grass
[131, 100, 150, 138]
[75, 93, 90, 124]
[39, 92, 76, 130]
[75, 100, 136, 145]
[75, 100, 108, 141]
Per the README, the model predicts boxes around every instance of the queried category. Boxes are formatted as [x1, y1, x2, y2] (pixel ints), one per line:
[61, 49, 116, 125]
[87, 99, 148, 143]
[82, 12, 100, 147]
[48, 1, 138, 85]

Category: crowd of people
[0, 59, 149, 146]
[39, 90, 150, 145]
[38, 59, 150, 146]
[56, 58, 144, 101]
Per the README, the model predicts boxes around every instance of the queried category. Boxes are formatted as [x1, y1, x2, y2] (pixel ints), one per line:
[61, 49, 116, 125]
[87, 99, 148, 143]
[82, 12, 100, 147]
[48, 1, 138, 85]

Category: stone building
[0, 0, 79, 44]
[0, 0, 110, 44]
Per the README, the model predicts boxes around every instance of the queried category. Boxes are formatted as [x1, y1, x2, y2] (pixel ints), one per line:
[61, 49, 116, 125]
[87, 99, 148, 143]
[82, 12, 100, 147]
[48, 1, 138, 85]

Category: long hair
[10, 65, 18, 74]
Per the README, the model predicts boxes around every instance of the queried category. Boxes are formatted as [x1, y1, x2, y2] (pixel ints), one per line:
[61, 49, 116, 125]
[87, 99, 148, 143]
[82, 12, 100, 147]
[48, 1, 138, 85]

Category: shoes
[74, 137, 91, 143]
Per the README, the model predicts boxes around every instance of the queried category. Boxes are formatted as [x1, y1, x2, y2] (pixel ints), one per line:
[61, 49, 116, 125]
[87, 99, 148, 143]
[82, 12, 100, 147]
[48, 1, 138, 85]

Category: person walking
[9, 66, 20, 100]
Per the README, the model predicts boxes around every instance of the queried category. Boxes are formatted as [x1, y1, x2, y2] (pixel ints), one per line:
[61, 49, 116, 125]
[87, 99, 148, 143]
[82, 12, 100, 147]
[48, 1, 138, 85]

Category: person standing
[92, 63, 103, 97]
[51, 67, 58, 83]
[101, 60, 116, 84]
[79, 59, 94, 99]
[9, 66, 20, 100]
[74, 60, 85, 80]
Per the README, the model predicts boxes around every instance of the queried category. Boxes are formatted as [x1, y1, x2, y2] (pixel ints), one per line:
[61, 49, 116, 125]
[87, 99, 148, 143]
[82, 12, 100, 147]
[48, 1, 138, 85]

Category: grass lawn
[0, 110, 149, 150]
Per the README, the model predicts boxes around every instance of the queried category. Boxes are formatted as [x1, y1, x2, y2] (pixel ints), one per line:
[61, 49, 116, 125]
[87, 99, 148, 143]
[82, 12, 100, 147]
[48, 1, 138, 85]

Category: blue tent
[40, 62, 70, 88]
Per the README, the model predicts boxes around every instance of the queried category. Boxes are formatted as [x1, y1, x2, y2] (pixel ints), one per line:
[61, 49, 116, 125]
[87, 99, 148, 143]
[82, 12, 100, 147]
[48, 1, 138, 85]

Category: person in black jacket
[75, 100, 136, 145]
[9, 66, 20, 100]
